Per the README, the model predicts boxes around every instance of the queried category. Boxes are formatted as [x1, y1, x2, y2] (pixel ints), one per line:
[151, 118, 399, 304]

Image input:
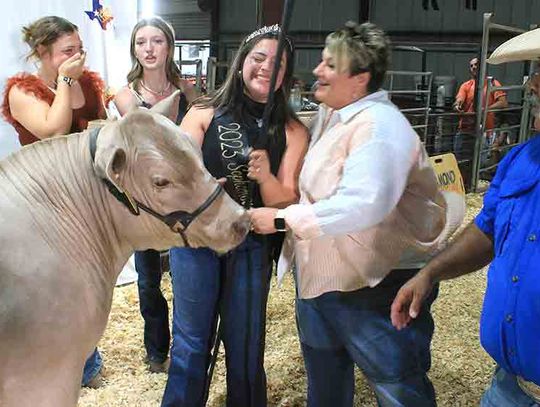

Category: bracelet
[58, 75, 75, 87]
[274, 209, 287, 232]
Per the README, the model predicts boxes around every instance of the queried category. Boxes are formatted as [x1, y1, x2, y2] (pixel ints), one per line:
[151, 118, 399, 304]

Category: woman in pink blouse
[250, 21, 451, 407]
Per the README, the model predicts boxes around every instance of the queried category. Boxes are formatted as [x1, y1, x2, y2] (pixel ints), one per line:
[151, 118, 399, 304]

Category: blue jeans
[454, 131, 490, 166]
[296, 269, 438, 407]
[135, 249, 170, 363]
[481, 367, 540, 407]
[162, 234, 271, 407]
[453, 131, 475, 161]
[81, 348, 102, 386]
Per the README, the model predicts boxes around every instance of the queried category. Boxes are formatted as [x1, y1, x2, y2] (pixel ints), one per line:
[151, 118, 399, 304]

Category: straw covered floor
[79, 191, 493, 406]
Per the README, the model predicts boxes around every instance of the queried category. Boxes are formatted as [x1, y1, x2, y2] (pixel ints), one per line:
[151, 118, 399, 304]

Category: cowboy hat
[487, 27, 540, 64]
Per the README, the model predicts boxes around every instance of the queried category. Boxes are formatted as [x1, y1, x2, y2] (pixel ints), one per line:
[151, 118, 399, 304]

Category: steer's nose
[232, 211, 250, 240]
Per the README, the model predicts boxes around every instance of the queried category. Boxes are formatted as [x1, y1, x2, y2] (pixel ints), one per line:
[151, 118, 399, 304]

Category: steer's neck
[1, 133, 131, 284]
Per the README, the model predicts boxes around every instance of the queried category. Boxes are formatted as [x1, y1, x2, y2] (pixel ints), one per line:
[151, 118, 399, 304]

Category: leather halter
[89, 127, 223, 247]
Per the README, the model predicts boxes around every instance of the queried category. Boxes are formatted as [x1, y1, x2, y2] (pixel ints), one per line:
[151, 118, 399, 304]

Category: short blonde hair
[325, 21, 390, 93]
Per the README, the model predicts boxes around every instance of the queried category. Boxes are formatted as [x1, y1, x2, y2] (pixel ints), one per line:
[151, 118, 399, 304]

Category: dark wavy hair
[22, 16, 78, 61]
[326, 21, 391, 93]
[194, 26, 300, 135]
[126, 17, 182, 90]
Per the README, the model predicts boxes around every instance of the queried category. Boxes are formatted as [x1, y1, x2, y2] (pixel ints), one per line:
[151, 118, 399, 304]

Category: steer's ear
[150, 89, 181, 117]
[94, 145, 127, 192]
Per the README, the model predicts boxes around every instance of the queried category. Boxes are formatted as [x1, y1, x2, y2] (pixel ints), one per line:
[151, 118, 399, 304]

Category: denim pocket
[343, 308, 433, 383]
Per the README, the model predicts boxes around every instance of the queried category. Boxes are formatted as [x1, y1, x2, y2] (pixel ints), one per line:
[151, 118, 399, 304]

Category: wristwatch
[273, 209, 287, 232]
[58, 75, 75, 87]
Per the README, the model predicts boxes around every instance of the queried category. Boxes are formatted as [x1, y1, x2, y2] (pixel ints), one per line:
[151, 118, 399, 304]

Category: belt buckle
[517, 376, 540, 402]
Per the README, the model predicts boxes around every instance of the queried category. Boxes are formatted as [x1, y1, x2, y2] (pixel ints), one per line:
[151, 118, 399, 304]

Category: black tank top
[202, 98, 287, 208]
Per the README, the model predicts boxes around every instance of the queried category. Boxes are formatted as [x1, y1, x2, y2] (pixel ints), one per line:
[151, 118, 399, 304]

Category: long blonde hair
[126, 17, 182, 91]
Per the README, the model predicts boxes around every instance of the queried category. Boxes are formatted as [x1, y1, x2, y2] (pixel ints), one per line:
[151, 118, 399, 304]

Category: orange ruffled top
[2, 70, 106, 145]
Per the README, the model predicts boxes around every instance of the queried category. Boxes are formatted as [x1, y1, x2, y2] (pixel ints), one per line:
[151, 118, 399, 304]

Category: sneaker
[82, 371, 104, 389]
[146, 357, 170, 374]
[480, 170, 495, 182]
[160, 252, 170, 274]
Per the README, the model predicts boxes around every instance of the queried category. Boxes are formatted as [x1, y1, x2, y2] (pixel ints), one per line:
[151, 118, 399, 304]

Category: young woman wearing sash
[113, 16, 197, 374]
[161, 25, 308, 407]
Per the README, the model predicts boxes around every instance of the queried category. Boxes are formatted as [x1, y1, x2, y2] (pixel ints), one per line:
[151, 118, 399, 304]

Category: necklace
[140, 80, 171, 96]
[36, 73, 57, 92]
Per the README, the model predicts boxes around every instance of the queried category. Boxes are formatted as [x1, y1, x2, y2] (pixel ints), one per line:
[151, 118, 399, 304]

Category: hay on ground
[79, 192, 493, 407]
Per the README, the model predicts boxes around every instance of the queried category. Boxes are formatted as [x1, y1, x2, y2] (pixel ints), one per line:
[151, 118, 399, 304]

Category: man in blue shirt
[390, 89, 540, 404]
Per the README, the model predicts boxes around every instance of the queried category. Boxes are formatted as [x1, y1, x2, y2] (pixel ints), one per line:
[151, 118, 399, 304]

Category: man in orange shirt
[453, 57, 507, 161]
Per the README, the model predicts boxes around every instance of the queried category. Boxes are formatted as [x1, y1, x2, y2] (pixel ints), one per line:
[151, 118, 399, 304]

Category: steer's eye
[152, 176, 171, 188]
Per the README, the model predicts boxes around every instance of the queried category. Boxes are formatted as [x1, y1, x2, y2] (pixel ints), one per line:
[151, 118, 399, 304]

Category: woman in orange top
[2, 16, 106, 146]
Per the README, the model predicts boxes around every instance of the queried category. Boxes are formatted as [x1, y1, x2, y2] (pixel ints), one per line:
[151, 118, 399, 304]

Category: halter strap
[89, 127, 223, 247]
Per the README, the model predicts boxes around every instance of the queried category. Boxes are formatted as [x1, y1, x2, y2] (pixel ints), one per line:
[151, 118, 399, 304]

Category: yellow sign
[429, 153, 465, 196]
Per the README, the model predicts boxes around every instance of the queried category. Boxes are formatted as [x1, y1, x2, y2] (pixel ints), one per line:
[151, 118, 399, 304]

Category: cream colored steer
[0, 108, 249, 407]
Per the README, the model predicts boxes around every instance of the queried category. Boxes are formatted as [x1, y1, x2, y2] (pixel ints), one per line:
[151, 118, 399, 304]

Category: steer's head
[92, 109, 249, 253]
